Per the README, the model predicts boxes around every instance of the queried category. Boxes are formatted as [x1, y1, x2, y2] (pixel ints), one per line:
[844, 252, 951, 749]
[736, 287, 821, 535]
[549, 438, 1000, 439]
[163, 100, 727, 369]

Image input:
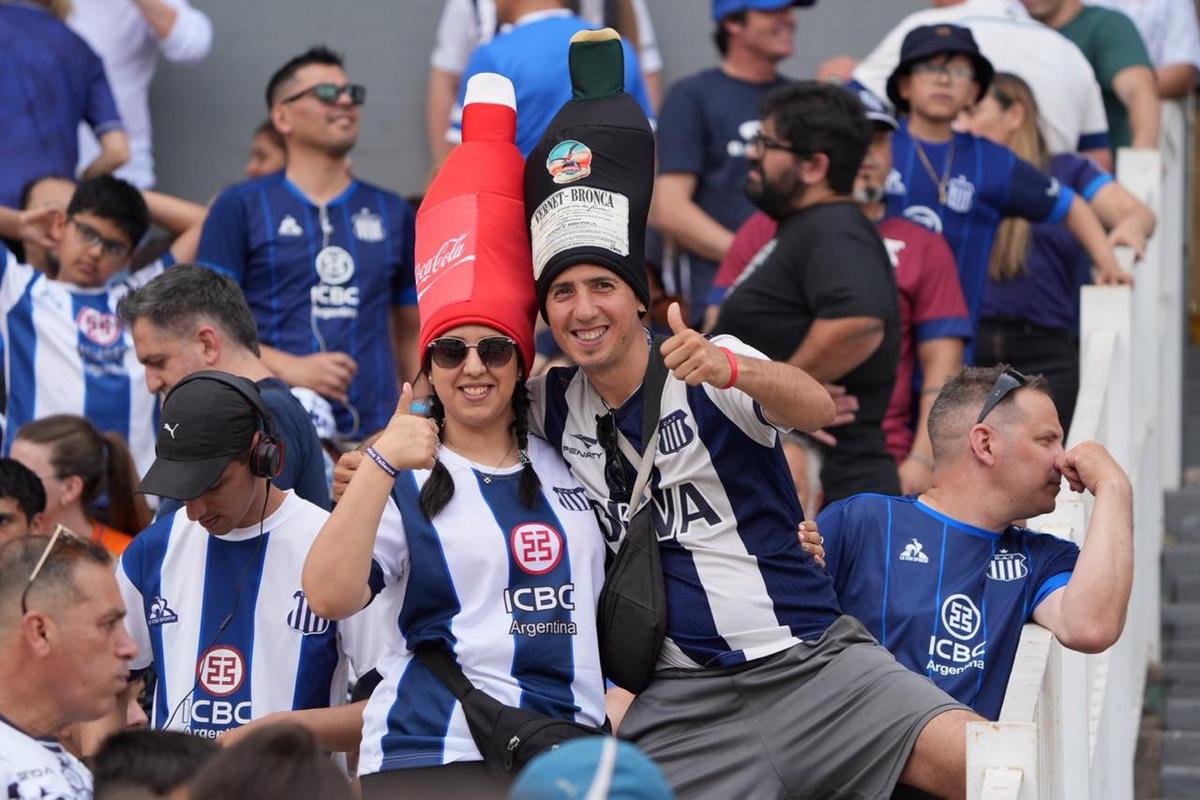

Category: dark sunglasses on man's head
[976, 367, 1031, 424]
[427, 336, 516, 370]
[280, 82, 366, 106]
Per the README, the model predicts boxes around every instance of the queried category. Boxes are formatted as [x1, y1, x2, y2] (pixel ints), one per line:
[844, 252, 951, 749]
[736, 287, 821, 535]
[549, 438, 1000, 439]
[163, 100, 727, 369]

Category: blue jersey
[0, 245, 162, 476]
[117, 492, 379, 739]
[197, 172, 417, 437]
[818, 494, 1079, 719]
[981, 154, 1113, 331]
[449, 10, 654, 157]
[656, 68, 789, 317]
[0, 2, 122, 208]
[529, 334, 840, 671]
[886, 123, 1075, 339]
[358, 437, 605, 773]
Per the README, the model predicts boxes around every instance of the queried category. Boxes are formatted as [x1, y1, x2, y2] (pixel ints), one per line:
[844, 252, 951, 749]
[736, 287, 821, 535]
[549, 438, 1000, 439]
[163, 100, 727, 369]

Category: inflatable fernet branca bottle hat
[524, 28, 655, 318]
[415, 72, 537, 372]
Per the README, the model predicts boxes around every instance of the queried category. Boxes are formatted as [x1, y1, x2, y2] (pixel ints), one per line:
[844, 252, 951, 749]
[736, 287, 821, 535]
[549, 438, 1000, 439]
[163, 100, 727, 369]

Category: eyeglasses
[70, 218, 131, 261]
[595, 412, 631, 505]
[280, 82, 366, 106]
[912, 61, 976, 83]
[747, 132, 804, 156]
[427, 336, 517, 370]
[976, 367, 1031, 424]
[19, 524, 86, 615]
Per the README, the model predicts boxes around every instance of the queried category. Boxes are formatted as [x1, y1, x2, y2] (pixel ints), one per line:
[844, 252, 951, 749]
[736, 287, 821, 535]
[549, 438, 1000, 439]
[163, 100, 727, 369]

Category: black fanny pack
[415, 641, 607, 773]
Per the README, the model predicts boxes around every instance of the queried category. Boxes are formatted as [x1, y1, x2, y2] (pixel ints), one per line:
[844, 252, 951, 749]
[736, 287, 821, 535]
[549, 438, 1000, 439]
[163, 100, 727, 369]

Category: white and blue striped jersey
[528, 334, 841, 670]
[0, 244, 164, 476]
[0, 715, 91, 799]
[116, 491, 380, 741]
[358, 436, 606, 775]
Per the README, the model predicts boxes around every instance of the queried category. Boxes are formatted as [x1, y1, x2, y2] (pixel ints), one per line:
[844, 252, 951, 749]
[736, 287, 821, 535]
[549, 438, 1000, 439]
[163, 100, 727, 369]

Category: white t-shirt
[70, 0, 213, 188]
[0, 715, 92, 799]
[853, 0, 1110, 155]
[430, 0, 662, 74]
[1088, 0, 1200, 70]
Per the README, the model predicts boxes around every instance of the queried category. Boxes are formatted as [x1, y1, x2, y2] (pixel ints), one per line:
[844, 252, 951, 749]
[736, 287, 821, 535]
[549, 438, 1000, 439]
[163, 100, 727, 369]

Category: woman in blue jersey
[965, 72, 1155, 432]
[302, 74, 607, 798]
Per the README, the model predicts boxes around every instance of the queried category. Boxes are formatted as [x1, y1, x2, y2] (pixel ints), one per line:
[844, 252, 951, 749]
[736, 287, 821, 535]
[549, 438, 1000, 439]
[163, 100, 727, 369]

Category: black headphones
[170, 370, 285, 479]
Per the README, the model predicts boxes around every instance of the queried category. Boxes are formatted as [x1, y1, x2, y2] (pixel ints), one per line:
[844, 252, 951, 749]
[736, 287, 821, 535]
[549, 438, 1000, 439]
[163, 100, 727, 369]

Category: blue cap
[712, 0, 815, 23]
[508, 738, 675, 800]
[844, 80, 898, 131]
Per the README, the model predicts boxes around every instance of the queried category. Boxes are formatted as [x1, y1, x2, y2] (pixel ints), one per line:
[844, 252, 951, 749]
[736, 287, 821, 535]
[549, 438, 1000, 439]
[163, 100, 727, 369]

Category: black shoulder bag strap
[595, 335, 670, 694]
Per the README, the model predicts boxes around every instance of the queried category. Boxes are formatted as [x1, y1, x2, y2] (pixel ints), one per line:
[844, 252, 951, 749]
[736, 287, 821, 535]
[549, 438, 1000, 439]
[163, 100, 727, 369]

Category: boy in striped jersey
[116, 372, 378, 745]
[0, 176, 161, 476]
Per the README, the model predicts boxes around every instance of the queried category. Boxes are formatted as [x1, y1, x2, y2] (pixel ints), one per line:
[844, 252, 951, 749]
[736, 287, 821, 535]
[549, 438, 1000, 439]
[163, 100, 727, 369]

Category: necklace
[911, 135, 956, 206]
[477, 443, 529, 484]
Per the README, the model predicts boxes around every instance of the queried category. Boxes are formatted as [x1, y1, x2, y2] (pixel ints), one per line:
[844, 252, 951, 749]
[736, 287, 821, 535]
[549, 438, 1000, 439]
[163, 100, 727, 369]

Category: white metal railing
[966, 99, 1190, 799]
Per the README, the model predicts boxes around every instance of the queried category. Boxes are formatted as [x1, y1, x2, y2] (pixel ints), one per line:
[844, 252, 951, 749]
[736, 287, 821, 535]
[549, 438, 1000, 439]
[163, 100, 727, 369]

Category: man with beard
[817, 366, 1133, 719]
[198, 47, 418, 441]
[712, 81, 903, 503]
[708, 86, 970, 498]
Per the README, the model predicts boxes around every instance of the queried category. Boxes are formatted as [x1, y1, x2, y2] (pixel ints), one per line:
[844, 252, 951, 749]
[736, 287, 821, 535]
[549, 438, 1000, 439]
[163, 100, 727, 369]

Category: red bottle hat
[416, 73, 536, 372]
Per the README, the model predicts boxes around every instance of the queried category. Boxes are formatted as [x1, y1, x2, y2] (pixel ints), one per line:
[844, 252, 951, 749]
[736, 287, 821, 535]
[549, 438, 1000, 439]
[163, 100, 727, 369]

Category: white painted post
[967, 722, 1037, 800]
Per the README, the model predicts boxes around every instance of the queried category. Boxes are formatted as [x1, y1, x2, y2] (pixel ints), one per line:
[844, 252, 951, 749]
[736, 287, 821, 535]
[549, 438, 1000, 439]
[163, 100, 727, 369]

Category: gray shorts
[618, 615, 967, 800]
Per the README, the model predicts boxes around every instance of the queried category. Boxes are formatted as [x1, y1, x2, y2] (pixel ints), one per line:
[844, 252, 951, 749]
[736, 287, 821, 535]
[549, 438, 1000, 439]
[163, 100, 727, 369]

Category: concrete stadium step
[1166, 697, 1200, 730]
[1165, 639, 1200, 661]
[1161, 764, 1200, 799]
[1163, 663, 1200, 697]
[1165, 486, 1200, 538]
[1162, 546, 1200, 586]
[1162, 604, 1200, 639]
[1162, 730, 1200, 765]
[1173, 576, 1200, 603]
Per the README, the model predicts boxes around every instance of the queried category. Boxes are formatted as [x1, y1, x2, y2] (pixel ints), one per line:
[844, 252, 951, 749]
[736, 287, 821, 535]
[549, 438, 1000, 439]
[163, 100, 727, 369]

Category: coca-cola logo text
[416, 233, 472, 287]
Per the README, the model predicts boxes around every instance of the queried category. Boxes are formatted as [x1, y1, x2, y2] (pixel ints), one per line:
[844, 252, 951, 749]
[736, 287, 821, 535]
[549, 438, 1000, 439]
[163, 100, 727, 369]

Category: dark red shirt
[713, 211, 970, 462]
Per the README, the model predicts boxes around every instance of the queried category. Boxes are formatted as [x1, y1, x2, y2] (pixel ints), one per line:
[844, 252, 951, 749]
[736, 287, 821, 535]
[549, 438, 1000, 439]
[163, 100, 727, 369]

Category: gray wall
[150, 0, 926, 201]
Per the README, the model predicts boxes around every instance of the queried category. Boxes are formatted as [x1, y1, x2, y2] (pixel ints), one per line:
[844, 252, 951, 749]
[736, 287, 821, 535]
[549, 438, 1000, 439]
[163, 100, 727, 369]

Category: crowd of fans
[0, 0, 1191, 797]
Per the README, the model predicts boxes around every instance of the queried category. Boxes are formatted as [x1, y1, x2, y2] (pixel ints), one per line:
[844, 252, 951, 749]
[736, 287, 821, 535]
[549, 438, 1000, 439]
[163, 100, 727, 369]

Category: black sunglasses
[595, 412, 631, 505]
[281, 82, 366, 106]
[976, 367, 1031, 424]
[428, 336, 517, 370]
[19, 524, 87, 615]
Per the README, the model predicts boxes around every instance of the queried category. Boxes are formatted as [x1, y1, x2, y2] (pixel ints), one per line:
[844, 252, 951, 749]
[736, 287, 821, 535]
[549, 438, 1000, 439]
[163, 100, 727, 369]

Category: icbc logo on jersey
[510, 522, 564, 575]
[197, 645, 246, 697]
[75, 306, 122, 346]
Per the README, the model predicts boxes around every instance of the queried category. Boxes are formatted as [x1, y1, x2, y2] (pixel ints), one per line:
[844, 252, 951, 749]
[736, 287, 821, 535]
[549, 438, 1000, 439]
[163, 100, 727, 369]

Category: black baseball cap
[138, 373, 261, 501]
[886, 24, 994, 114]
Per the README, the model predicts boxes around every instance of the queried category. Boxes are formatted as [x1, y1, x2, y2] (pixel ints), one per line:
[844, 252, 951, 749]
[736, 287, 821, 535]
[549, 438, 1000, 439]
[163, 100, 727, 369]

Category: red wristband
[719, 347, 739, 389]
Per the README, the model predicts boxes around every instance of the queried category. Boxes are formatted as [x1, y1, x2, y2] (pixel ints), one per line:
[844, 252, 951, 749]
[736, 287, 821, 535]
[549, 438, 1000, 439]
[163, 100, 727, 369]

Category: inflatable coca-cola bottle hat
[415, 72, 536, 372]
